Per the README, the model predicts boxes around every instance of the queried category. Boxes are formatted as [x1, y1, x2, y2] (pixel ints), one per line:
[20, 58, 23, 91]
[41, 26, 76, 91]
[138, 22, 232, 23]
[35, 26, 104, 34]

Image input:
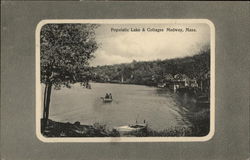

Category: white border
[36, 19, 215, 143]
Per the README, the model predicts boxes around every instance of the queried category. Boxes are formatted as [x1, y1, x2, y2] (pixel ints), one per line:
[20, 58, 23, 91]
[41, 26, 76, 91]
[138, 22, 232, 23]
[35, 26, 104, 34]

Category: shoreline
[41, 107, 209, 138]
[90, 81, 209, 98]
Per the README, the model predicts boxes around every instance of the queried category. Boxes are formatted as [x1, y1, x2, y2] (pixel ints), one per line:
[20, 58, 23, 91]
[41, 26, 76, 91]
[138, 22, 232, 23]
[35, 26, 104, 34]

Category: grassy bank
[41, 119, 120, 137]
[188, 108, 210, 136]
[41, 108, 210, 137]
[134, 109, 209, 137]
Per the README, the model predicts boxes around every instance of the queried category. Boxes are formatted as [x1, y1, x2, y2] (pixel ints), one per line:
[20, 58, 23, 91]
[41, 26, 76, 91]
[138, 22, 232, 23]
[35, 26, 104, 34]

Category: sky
[90, 23, 210, 66]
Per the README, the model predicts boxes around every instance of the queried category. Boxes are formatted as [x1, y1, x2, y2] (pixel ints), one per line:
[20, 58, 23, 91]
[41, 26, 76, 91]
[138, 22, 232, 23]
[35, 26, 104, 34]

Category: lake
[44, 82, 198, 131]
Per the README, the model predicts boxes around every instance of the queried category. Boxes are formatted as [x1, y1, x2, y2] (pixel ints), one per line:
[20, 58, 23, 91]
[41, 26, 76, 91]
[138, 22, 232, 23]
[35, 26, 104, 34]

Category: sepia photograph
[2, 2, 249, 159]
[36, 19, 215, 142]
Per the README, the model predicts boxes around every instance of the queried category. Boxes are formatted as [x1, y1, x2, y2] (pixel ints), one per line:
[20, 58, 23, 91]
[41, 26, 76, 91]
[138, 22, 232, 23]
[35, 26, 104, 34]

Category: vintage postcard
[36, 19, 215, 142]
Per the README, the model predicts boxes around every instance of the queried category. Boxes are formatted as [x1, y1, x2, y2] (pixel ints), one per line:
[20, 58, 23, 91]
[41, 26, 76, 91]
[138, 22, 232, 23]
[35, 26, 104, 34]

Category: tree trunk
[42, 83, 52, 133]
[43, 84, 48, 119]
[200, 81, 203, 92]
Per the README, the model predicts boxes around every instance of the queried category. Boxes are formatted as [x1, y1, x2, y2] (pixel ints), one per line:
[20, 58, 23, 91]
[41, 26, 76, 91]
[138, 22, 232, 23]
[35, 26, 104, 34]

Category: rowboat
[115, 123, 147, 132]
[101, 97, 113, 103]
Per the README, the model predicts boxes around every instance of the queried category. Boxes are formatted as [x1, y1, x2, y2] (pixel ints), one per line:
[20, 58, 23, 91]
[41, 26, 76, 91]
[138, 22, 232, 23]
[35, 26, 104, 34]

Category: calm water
[43, 83, 197, 131]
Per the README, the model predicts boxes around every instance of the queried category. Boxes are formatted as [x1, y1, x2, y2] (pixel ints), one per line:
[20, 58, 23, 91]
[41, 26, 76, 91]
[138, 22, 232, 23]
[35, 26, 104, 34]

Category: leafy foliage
[40, 24, 98, 89]
[91, 47, 210, 86]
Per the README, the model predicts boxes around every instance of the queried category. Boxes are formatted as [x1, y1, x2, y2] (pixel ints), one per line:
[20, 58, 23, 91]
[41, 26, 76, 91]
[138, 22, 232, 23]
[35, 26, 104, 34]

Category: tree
[40, 24, 98, 132]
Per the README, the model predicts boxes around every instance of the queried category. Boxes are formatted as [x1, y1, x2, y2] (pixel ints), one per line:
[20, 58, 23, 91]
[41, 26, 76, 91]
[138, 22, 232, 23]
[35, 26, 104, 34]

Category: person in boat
[105, 93, 109, 99]
[109, 93, 112, 99]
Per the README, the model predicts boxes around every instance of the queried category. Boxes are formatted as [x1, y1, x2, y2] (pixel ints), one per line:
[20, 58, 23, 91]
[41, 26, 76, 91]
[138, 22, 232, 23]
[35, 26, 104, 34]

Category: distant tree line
[90, 46, 210, 90]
